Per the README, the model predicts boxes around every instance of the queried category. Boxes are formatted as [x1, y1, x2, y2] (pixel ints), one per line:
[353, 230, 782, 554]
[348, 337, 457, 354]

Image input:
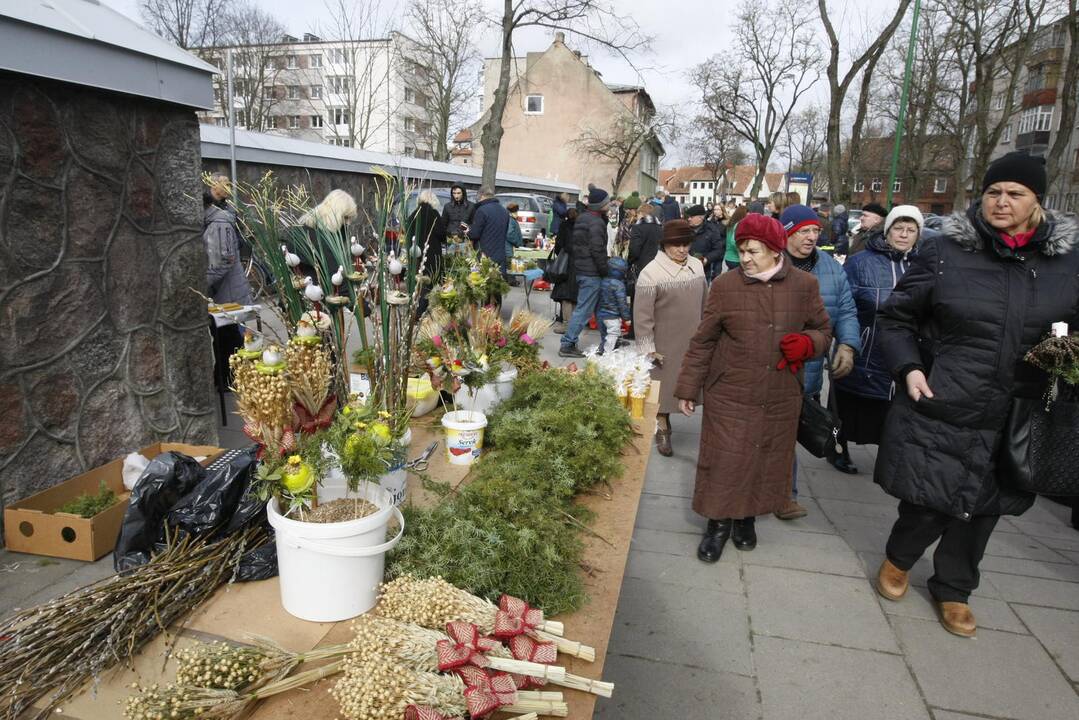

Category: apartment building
[198, 31, 437, 158]
[660, 165, 786, 207]
[458, 33, 664, 196]
[985, 17, 1077, 211]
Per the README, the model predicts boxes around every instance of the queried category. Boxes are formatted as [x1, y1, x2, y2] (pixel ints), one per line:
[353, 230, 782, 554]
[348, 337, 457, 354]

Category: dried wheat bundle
[349, 616, 563, 683]
[378, 577, 596, 662]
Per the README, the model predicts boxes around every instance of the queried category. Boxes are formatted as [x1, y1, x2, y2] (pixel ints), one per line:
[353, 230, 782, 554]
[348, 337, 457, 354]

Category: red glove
[777, 333, 814, 374]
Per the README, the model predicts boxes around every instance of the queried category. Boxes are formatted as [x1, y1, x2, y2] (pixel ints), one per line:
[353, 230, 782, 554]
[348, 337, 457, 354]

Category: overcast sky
[104, 0, 911, 164]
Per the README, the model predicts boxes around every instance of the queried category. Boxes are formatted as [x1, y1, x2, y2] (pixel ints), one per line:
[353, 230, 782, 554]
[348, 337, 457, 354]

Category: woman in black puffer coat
[873, 153, 1079, 638]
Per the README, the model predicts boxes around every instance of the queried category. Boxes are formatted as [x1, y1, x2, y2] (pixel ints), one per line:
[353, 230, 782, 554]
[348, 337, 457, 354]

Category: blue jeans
[562, 276, 602, 348]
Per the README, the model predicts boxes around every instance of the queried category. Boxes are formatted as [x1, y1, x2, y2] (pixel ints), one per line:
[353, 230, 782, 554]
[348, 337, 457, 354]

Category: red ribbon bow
[462, 672, 519, 718]
[492, 595, 544, 638]
[294, 394, 337, 434]
[436, 622, 497, 671]
[403, 706, 462, 720]
[509, 635, 558, 688]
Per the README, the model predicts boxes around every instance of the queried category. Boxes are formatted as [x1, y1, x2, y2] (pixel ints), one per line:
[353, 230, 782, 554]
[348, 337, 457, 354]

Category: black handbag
[544, 248, 571, 284]
[1000, 381, 1079, 496]
[797, 364, 843, 460]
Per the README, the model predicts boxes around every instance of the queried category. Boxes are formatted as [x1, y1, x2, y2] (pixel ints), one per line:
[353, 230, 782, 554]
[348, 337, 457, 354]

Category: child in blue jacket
[596, 257, 631, 354]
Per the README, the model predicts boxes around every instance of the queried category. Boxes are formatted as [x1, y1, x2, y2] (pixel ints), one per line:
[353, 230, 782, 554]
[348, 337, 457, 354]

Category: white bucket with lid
[266, 482, 403, 622]
[453, 366, 518, 415]
[441, 410, 488, 465]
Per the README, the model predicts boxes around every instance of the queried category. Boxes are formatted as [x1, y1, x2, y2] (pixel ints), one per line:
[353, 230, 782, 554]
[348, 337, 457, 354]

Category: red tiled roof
[452, 128, 473, 143]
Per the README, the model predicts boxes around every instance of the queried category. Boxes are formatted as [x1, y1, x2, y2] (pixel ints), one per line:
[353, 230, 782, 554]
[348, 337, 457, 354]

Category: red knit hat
[735, 214, 786, 254]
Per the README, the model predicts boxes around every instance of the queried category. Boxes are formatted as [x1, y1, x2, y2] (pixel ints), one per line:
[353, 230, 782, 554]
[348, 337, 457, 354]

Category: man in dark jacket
[550, 192, 569, 239]
[831, 203, 850, 254]
[441, 184, 474, 238]
[658, 190, 681, 222]
[685, 204, 724, 281]
[560, 184, 611, 357]
[467, 187, 509, 271]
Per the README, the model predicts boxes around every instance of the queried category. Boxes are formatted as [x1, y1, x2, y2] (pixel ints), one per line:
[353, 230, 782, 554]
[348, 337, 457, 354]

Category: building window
[1002, 124, 1012, 143]
[404, 117, 415, 132]
[310, 54, 322, 68]
[405, 87, 415, 103]
[286, 55, 298, 69]
[263, 85, 274, 100]
[870, 179, 882, 192]
[329, 48, 346, 64]
[854, 180, 865, 192]
[993, 93, 1005, 110]
[933, 177, 947, 194]
[525, 95, 543, 114]
[333, 108, 350, 125]
[311, 115, 324, 128]
[288, 115, 300, 129]
[893, 180, 902, 193]
[310, 85, 322, 99]
[330, 137, 352, 147]
[1019, 105, 1054, 133]
[403, 145, 415, 155]
[288, 85, 300, 99]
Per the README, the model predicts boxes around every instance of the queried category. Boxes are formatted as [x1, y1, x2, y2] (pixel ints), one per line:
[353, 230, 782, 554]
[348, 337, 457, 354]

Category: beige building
[457, 34, 664, 196]
[660, 165, 787, 207]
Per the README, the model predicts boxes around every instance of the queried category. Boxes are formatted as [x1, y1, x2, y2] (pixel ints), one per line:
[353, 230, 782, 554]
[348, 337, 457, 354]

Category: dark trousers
[885, 500, 999, 603]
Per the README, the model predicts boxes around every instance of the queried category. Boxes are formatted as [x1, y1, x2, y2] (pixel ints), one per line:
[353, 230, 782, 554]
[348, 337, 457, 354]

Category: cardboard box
[3, 442, 224, 562]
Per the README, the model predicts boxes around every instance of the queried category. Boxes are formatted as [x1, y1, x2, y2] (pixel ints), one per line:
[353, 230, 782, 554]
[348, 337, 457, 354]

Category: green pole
[887, 0, 921, 209]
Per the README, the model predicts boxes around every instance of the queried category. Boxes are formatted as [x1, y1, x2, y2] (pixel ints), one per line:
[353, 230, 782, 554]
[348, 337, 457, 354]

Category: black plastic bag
[113, 448, 277, 580]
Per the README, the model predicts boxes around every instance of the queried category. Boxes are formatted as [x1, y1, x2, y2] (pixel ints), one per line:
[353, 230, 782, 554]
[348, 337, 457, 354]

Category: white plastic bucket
[441, 410, 488, 465]
[266, 484, 404, 622]
[453, 366, 518, 415]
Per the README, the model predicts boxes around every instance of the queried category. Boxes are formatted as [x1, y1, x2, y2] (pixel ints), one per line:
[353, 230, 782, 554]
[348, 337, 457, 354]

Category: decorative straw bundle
[331, 648, 567, 720]
[285, 337, 335, 422]
[378, 577, 595, 662]
[174, 637, 353, 691]
[351, 616, 565, 683]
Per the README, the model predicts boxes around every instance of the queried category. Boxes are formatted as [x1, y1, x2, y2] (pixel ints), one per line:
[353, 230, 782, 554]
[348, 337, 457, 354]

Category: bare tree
[946, 0, 1048, 207]
[138, 0, 230, 50]
[781, 105, 827, 178]
[571, 107, 675, 194]
[1047, 3, 1079, 195]
[407, 0, 484, 161]
[818, 0, 912, 204]
[478, 1, 650, 189]
[686, 115, 747, 201]
[217, 1, 286, 132]
[691, 0, 822, 199]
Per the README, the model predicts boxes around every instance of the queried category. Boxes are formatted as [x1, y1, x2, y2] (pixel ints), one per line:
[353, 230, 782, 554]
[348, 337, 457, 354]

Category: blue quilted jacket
[801, 250, 862, 396]
[596, 257, 631, 320]
[834, 231, 916, 400]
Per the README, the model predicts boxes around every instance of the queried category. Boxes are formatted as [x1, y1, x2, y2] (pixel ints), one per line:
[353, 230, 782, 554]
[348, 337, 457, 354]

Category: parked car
[494, 193, 553, 242]
[400, 187, 478, 219]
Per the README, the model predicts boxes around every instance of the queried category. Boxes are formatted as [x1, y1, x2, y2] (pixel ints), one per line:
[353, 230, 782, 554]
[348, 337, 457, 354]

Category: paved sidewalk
[593, 411, 1079, 720]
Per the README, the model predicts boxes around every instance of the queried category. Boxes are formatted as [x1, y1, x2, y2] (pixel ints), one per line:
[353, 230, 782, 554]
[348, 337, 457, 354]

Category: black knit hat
[862, 202, 888, 218]
[686, 204, 706, 218]
[982, 152, 1047, 199]
[586, 183, 610, 210]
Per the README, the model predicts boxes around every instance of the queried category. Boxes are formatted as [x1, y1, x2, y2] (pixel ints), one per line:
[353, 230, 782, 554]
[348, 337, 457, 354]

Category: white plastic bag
[122, 453, 150, 491]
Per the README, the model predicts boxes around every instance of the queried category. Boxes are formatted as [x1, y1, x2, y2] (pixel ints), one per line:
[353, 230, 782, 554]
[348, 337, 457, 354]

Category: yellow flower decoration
[378, 411, 391, 419]
[342, 406, 353, 415]
[287, 455, 302, 466]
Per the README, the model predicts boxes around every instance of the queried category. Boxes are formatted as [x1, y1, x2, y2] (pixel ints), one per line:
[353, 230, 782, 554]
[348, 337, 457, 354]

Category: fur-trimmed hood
[300, 189, 357, 233]
[942, 202, 1079, 257]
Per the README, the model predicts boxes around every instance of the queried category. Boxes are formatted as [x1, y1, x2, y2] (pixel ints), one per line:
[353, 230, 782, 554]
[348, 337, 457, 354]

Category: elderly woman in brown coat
[675, 214, 832, 563]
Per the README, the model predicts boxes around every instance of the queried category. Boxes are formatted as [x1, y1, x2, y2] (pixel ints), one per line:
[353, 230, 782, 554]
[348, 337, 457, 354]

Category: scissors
[405, 441, 438, 472]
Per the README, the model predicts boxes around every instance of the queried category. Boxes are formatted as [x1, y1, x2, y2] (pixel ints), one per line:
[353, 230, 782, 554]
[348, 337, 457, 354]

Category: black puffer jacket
[441, 188, 474, 237]
[875, 204, 1079, 520]
[573, 209, 609, 277]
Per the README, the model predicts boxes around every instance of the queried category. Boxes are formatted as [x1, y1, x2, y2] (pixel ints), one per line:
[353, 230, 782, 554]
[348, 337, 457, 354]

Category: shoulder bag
[544, 247, 571, 284]
[797, 363, 843, 460]
[999, 380, 1079, 496]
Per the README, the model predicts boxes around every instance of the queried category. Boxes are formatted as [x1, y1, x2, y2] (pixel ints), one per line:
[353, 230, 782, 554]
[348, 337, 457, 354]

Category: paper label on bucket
[446, 429, 483, 461]
[350, 372, 371, 400]
[379, 468, 407, 506]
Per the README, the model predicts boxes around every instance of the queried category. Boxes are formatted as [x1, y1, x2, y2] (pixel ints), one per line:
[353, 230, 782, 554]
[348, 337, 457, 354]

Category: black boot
[732, 517, 757, 551]
[697, 519, 732, 563]
[830, 452, 859, 475]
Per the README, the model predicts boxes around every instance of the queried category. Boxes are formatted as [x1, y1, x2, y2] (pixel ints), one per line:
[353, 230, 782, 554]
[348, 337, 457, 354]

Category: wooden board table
[47, 383, 659, 720]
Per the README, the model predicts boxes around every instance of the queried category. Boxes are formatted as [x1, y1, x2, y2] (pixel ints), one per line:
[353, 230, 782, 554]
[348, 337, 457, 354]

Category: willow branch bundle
[353, 616, 565, 682]
[377, 577, 597, 662]
[0, 527, 268, 720]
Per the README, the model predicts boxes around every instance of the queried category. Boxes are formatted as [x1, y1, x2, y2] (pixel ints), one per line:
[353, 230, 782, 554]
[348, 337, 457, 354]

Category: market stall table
[508, 267, 546, 309]
[45, 382, 660, 720]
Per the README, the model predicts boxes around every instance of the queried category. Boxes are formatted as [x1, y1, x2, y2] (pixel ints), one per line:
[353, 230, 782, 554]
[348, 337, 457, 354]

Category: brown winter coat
[675, 260, 832, 520]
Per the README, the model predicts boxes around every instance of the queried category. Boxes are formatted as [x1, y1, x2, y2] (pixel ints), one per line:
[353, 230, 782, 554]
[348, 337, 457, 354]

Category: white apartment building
[199, 32, 437, 158]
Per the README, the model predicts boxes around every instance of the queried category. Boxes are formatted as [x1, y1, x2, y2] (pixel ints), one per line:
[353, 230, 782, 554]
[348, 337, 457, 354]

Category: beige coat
[633, 252, 708, 414]
[675, 261, 832, 520]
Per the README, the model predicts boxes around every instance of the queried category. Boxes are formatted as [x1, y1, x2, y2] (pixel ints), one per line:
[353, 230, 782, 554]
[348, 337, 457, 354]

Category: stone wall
[0, 73, 217, 523]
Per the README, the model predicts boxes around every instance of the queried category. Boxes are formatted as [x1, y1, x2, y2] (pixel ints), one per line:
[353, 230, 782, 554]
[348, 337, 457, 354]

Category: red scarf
[999, 229, 1035, 249]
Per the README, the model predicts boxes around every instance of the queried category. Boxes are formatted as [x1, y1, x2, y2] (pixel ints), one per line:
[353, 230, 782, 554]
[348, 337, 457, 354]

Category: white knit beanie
[884, 205, 924, 235]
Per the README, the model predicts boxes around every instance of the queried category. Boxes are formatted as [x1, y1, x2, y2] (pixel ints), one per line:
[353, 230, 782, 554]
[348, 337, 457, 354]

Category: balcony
[1023, 88, 1058, 108]
[1016, 130, 1051, 151]
[1028, 44, 1065, 67]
